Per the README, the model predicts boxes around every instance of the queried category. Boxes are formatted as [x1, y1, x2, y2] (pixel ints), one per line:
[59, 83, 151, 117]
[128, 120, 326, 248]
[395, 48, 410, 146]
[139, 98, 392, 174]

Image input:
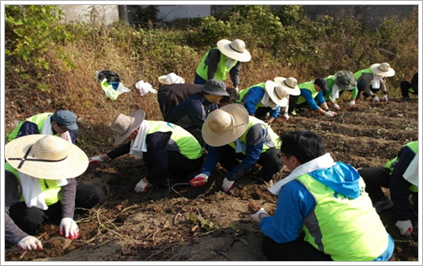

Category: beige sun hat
[217, 39, 251, 62]
[264, 80, 289, 107]
[370, 62, 395, 77]
[158, 72, 185, 85]
[111, 110, 145, 146]
[5, 134, 89, 180]
[202, 103, 249, 147]
[274, 77, 301, 96]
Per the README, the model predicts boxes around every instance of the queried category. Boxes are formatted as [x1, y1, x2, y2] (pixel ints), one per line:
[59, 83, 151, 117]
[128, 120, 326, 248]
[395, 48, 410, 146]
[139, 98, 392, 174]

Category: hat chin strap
[8, 145, 68, 169]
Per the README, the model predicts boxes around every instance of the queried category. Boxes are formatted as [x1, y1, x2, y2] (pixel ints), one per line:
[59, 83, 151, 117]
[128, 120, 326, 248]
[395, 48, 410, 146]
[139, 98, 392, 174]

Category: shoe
[222, 178, 235, 192]
[402, 96, 410, 101]
[374, 197, 394, 213]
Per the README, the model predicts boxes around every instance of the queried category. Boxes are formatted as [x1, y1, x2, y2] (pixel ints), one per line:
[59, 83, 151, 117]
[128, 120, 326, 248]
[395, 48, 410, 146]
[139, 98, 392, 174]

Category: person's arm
[259, 180, 315, 243]
[361, 73, 376, 97]
[242, 87, 265, 115]
[207, 49, 221, 80]
[301, 89, 320, 110]
[229, 61, 241, 88]
[226, 124, 264, 180]
[185, 98, 211, 129]
[269, 106, 280, 120]
[15, 121, 40, 138]
[144, 132, 172, 182]
[106, 142, 131, 159]
[59, 178, 77, 219]
[201, 145, 224, 176]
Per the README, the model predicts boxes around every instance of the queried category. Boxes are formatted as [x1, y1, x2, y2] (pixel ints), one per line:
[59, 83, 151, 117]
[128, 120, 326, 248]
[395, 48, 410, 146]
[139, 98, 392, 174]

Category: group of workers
[4, 38, 418, 261]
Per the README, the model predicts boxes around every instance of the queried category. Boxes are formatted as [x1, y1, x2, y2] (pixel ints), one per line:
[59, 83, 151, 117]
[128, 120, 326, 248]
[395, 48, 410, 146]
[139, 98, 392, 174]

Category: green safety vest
[8, 113, 54, 141]
[227, 116, 281, 154]
[297, 173, 389, 261]
[147, 121, 203, 160]
[354, 68, 373, 80]
[238, 82, 266, 108]
[296, 81, 318, 105]
[385, 141, 419, 192]
[5, 162, 61, 206]
[196, 48, 237, 82]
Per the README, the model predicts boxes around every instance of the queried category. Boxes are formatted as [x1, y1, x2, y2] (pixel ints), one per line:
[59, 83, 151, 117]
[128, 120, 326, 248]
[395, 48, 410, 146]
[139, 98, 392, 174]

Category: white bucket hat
[217, 39, 251, 62]
[274, 77, 301, 96]
[202, 103, 249, 147]
[158, 72, 185, 85]
[264, 80, 289, 107]
[5, 134, 89, 180]
[110, 110, 146, 146]
[370, 62, 395, 77]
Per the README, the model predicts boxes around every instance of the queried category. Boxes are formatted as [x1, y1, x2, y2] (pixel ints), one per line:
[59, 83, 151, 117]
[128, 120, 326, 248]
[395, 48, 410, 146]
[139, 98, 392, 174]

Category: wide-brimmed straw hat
[217, 39, 251, 62]
[274, 77, 301, 96]
[158, 73, 185, 85]
[202, 103, 249, 147]
[5, 134, 88, 180]
[370, 62, 395, 77]
[111, 110, 145, 146]
[264, 80, 289, 107]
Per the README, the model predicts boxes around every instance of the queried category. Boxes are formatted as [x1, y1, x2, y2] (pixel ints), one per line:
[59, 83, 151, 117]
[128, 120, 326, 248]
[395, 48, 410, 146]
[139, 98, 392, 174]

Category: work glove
[60, 217, 80, 240]
[383, 94, 389, 102]
[324, 111, 336, 118]
[372, 95, 380, 102]
[89, 156, 104, 166]
[222, 177, 235, 192]
[17, 235, 43, 251]
[348, 100, 356, 108]
[251, 208, 270, 223]
[395, 220, 413, 236]
[332, 103, 341, 110]
[134, 178, 151, 193]
[189, 173, 208, 187]
[281, 112, 289, 121]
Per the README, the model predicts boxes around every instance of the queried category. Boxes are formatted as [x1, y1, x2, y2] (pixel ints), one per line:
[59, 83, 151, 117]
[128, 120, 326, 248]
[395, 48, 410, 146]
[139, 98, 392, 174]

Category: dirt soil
[4, 97, 419, 262]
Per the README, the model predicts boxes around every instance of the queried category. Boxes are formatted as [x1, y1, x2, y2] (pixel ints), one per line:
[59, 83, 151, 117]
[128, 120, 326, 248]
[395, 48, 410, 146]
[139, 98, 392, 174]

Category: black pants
[358, 167, 391, 202]
[261, 236, 332, 261]
[218, 146, 283, 181]
[356, 81, 381, 100]
[9, 185, 103, 235]
[400, 80, 418, 98]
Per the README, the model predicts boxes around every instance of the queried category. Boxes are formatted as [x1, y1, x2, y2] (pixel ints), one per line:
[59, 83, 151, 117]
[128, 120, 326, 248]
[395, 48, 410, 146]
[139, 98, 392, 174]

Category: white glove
[332, 103, 341, 110]
[383, 94, 389, 102]
[251, 208, 270, 222]
[89, 156, 104, 166]
[348, 100, 356, 108]
[395, 220, 413, 235]
[134, 178, 151, 193]
[222, 177, 235, 192]
[372, 95, 380, 102]
[281, 112, 289, 121]
[60, 217, 80, 240]
[189, 173, 209, 186]
[324, 111, 336, 118]
[17, 235, 43, 251]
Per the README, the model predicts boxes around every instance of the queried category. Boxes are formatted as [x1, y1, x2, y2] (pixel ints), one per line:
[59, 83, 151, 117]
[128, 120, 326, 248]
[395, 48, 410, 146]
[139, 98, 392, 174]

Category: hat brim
[274, 77, 301, 96]
[158, 75, 169, 84]
[65, 123, 78, 131]
[201, 87, 230, 96]
[370, 63, 395, 77]
[217, 39, 251, 62]
[5, 134, 88, 180]
[113, 110, 145, 146]
[202, 103, 249, 147]
[264, 80, 289, 107]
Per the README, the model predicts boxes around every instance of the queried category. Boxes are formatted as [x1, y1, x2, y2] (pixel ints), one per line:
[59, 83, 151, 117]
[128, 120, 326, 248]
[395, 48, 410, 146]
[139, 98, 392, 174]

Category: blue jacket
[242, 86, 281, 118]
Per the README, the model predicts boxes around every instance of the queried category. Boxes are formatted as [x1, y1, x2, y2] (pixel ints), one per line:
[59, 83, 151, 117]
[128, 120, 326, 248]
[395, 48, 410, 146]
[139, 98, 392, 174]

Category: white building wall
[59, 5, 119, 25]
[150, 5, 211, 21]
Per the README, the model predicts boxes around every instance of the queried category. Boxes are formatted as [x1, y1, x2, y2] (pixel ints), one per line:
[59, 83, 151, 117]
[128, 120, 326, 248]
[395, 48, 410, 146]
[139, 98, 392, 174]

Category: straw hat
[217, 39, 251, 62]
[158, 73, 185, 85]
[264, 80, 289, 107]
[274, 77, 301, 96]
[5, 134, 88, 180]
[111, 110, 145, 146]
[202, 103, 249, 147]
[370, 62, 395, 77]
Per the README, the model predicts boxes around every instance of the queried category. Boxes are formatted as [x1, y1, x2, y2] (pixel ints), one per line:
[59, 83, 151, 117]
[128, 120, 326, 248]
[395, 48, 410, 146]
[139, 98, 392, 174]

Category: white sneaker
[222, 178, 235, 192]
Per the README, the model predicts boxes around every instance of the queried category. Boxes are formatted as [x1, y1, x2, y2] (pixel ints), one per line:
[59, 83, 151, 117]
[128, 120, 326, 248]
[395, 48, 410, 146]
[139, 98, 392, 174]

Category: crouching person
[5, 135, 103, 251]
[249, 130, 394, 261]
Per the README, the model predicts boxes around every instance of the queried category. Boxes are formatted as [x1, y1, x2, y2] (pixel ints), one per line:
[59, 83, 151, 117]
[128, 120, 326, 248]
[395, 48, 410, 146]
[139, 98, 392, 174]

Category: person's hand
[348, 100, 356, 109]
[383, 95, 389, 102]
[251, 208, 270, 222]
[89, 156, 104, 166]
[190, 173, 209, 186]
[17, 235, 43, 251]
[281, 112, 289, 121]
[60, 217, 80, 240]
[134, 178, 151, 193]
[332, 103, 341, 110]
[395, 220, 413, 235]
[372, 95, 380, 102]
[324, 111, 337, 118]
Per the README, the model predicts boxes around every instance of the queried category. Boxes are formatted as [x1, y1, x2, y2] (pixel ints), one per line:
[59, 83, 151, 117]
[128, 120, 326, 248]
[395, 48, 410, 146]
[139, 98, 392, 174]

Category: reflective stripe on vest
[296, 81, 318, 105]
[296, 172, 389, 261]
[196, 48, 236, 81]
[8, 113, 53, 141]
[227, 116, 281, 154]
[147, 121, 203, 160]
